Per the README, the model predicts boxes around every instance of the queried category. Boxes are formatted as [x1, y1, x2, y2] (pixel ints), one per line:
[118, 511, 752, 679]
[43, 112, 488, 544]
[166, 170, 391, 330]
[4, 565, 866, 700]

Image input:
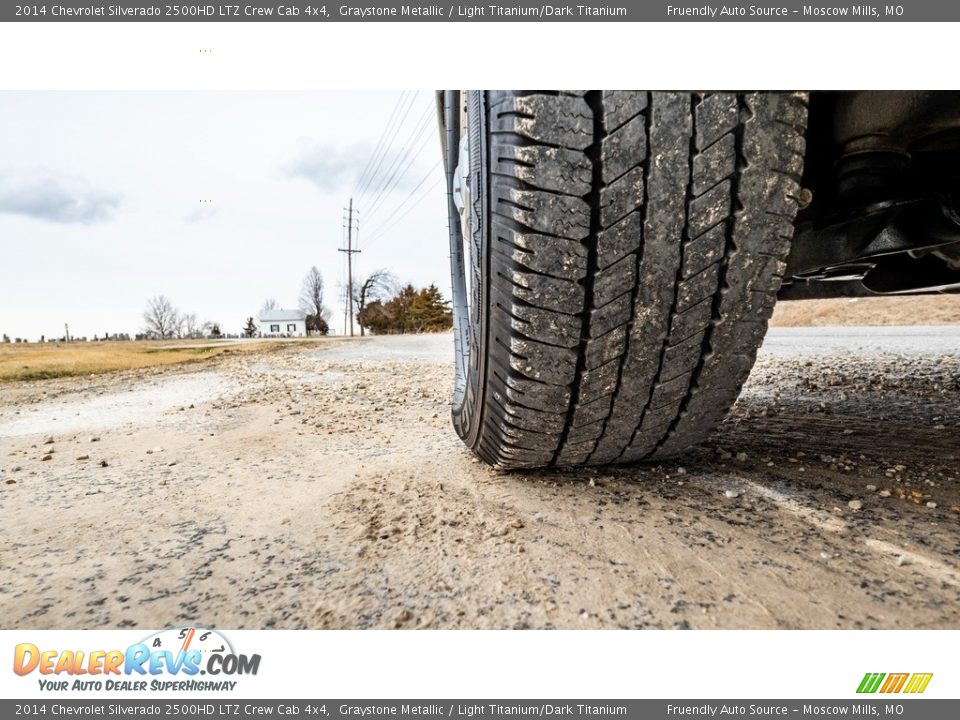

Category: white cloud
[0, 168, 120, 224]
[285, 142, 369, 193]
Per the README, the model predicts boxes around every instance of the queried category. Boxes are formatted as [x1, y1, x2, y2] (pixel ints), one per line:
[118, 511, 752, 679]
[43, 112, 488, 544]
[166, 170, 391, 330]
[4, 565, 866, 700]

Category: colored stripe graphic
[904, 674, 933, 694]
[881, 673, 909, 693]
[857, 673, 932, 694]
[857, 673, 885, 694]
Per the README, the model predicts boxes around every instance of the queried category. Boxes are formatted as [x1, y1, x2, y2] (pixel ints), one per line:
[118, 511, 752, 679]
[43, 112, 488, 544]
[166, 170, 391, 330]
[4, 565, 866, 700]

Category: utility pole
[338, 198, 361, 337]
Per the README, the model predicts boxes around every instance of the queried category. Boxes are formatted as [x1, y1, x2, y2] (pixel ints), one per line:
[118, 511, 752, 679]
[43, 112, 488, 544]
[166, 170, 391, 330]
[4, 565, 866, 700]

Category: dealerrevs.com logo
[857, 673, 933, 694]
[13, 627, 260, 692]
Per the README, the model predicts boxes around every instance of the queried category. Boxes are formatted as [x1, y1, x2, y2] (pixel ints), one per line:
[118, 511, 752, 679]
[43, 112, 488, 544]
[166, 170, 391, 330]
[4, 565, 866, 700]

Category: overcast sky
[0, 91, 448, 340]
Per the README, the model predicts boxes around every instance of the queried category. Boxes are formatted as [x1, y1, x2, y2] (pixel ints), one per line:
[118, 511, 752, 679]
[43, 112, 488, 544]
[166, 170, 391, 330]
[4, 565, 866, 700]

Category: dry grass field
[772, 295, 960, 327]
[2, 295, 955, 383]
[0, 338, 326, 382]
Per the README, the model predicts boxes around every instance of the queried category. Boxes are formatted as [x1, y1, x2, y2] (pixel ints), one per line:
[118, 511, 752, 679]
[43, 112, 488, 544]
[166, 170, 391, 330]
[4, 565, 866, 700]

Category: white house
[258, 309, 307, 338]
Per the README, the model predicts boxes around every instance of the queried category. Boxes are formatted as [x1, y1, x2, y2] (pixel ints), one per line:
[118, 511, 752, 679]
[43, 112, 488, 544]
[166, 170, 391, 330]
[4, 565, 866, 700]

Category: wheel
[445, 91, 808, 469]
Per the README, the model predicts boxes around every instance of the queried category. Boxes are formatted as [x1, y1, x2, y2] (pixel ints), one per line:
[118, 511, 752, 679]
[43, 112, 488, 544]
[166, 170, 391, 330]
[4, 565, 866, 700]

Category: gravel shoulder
[1, 330, 958, 630]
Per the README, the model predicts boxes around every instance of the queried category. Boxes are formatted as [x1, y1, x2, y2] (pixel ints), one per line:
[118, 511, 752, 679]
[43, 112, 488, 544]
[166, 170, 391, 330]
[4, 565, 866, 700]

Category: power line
[353, 91, 408, 199]
[364, 159, 442, 240]
[363, 175, 444, 250]
[363, 112, 437, 223]
[356, 91, 420, 205]
[361, 106, 435, 223]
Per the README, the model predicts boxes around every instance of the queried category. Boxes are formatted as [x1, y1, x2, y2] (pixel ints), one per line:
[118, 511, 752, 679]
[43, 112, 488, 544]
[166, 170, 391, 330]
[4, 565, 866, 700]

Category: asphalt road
[0, 327, 957, 629]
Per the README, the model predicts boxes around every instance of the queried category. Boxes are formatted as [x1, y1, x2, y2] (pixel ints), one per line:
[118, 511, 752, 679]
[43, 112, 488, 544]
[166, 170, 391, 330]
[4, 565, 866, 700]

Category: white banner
[1, 630, 955, 700]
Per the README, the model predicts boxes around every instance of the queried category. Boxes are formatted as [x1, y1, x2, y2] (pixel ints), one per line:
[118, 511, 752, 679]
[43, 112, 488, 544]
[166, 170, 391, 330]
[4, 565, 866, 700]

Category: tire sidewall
[451, 91, 489, 449]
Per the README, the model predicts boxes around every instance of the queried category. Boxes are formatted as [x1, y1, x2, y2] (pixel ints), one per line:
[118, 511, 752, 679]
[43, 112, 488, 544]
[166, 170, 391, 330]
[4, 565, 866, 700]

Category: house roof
[258, 309, 307, 322]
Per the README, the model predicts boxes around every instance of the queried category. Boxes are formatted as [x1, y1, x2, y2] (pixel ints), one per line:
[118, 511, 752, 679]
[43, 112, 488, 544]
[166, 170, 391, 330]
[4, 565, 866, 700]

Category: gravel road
[1, 328, 958, 629]
[762, 325, 960, 356]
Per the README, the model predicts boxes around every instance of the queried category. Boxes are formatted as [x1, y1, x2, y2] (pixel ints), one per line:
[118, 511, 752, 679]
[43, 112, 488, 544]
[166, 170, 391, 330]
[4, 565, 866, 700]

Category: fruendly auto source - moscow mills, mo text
[665, 4, 902, 17]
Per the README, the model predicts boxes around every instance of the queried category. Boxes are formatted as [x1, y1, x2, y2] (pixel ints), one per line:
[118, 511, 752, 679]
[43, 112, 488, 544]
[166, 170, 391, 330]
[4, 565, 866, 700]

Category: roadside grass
[771, 294, 960, 327]
[0, 338, 327, 383]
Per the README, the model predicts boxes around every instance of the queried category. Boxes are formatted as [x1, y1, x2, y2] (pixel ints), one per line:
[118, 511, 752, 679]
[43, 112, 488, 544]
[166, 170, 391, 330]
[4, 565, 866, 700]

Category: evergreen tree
[355, 283, 452, 334]
[409, 284, 453, 332]
[305, 314, 330, 335]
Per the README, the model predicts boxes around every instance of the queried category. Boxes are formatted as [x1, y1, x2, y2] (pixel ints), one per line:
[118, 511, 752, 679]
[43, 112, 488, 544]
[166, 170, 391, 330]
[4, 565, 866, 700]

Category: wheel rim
[445, 91, 471, 413]
[452, 131, 473, 321]
[446, 90, 486, 445]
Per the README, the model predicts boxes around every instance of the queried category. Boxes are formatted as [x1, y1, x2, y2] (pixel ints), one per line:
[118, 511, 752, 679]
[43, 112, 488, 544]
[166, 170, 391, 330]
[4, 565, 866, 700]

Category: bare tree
[183, 312, 202, 339]
[143, 295, 179, 339]
[299, 266, 330, 334]
[354, 269, 397, 336]
[260, 297, 278, 315]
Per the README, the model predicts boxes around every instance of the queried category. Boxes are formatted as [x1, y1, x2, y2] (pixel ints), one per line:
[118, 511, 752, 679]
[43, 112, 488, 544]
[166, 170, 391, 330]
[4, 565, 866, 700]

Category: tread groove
[552, 91, 604, 465]
[618, 92, 702, 460]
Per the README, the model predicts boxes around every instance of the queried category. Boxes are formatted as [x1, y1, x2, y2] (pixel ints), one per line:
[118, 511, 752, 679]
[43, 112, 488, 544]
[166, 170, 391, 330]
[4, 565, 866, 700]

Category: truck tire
[446, 91, 808, 469]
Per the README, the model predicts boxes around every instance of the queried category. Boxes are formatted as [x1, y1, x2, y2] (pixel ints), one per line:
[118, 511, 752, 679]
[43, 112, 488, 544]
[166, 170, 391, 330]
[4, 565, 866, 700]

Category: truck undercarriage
[783, 91, 960, 299]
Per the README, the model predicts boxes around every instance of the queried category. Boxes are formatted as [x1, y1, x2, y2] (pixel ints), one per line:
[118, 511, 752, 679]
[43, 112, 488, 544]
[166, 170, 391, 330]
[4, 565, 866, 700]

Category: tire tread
[463, 91, 807, 468]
